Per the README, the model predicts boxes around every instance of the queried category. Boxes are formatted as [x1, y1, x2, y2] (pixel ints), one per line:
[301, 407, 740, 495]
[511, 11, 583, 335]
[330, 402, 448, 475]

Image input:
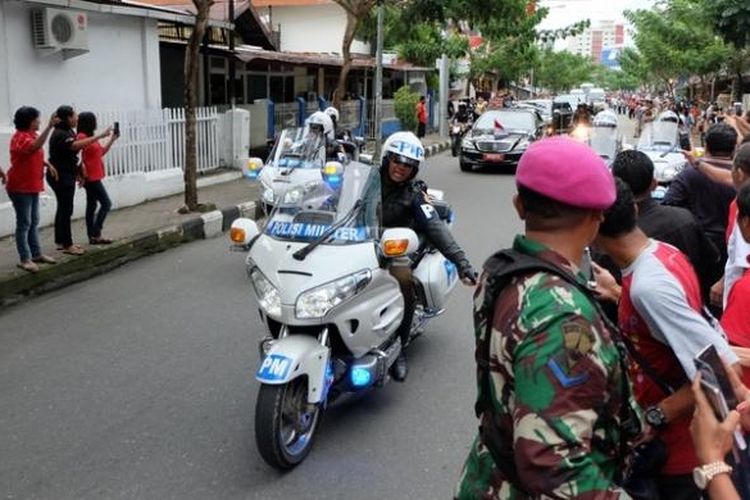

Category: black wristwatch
[645, 405, 668, 430]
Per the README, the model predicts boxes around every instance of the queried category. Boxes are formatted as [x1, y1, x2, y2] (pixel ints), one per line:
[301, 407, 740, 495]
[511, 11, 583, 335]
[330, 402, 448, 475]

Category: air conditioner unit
[31, 8, 89, 58]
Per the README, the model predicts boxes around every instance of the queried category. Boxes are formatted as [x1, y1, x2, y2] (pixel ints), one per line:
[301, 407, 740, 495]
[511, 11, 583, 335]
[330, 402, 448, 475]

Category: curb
[0, 201, 262, 309]
[424, 139, 451, 158]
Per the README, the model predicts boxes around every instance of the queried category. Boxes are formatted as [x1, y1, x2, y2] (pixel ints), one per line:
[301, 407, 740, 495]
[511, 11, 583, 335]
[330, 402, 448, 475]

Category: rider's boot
[390, 351, 408, 382]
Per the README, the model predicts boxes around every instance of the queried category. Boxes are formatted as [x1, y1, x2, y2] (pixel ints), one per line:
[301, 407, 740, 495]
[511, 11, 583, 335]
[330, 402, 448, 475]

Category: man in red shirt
[721, 181, 750, 384]
[594, 179, 739, 499]
[416, 96, 428, 139]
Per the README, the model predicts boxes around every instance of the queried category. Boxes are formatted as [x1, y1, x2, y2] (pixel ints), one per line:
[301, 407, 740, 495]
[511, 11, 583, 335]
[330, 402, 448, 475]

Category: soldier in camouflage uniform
[455, 137, 644, 499]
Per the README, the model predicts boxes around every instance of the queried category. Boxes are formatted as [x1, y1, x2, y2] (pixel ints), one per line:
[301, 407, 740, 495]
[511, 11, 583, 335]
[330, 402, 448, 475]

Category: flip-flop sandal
[62, 247, 85, 256]
[90, 238, 113, 245]
[17, 262, 39, 273]
[32, 255, 57, 264]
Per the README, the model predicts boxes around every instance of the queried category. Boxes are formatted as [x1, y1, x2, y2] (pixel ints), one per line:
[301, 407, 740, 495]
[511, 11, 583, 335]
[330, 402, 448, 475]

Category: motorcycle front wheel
[255, 377, 321, 470]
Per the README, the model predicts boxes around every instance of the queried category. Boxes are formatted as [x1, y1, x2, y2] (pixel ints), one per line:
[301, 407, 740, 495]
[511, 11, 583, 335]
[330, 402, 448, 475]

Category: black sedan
[459, 109, 544, 172]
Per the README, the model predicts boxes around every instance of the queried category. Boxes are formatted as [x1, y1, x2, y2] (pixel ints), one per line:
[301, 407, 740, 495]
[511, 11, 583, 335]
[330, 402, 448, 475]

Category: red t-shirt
[721, 269, 750, 386]
[417, 102, 428, 124]
[77, 132, 106, 182]
[619, 242, 703, 475]
[6, 130, 44, 194]
[727, 200, 738, 243]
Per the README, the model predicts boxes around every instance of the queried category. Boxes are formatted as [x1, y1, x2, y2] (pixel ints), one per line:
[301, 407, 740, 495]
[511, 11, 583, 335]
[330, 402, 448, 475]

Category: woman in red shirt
[5, 107, 59, 273]
[76, 112, 118, 244]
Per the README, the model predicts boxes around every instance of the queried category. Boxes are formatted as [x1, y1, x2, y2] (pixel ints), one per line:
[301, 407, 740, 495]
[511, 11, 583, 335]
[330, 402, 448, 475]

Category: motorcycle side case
[256, 335, 331, 404]
[413, 252, 458, 312]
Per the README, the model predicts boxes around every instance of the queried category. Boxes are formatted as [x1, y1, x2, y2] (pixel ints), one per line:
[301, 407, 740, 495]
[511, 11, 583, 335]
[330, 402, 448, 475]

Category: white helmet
[305, 111, 334, 141]
[381, 131, 425, 171]
[323, 107, 340, 127]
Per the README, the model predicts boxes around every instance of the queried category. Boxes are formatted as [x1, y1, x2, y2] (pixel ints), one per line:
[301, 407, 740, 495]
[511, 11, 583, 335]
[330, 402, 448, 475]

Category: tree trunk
[333, 10, 359, 108]
[183, 0, 212, 212]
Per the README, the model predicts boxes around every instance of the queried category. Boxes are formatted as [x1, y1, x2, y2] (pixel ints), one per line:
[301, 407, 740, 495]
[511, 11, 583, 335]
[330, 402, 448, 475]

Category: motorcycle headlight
[295, 270, 371, 319]
[250, 268, 282, 317]
[461, 138, 475, 150]
[261, 181, 274, 203]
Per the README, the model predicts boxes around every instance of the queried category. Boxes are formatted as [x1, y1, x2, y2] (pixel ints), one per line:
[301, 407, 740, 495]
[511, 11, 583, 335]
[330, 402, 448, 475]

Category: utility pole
[374, 0, 384, 156]
[438, 53, 448, 137]
[228, 0, 236, 107]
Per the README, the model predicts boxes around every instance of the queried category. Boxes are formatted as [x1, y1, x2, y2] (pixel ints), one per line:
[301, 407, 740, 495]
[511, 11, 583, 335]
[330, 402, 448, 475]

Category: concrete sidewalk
[0, 175, 260, 307]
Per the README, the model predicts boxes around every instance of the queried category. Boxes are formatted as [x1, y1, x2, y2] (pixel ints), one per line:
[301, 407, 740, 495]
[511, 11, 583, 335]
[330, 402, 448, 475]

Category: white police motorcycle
[590, 109, 621, 166]
[636, 110, 688, 198]
[231, 158, 459, 470]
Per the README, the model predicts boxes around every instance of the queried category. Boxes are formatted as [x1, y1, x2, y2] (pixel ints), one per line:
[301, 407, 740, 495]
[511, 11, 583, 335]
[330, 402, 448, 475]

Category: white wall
[0, 1, 161, 170]
[269, 4, 370, 55]
[0, 1, 163, 237]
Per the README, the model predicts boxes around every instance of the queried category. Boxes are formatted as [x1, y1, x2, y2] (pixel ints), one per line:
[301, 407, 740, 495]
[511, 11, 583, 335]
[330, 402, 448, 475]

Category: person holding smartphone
[594, 178, 739, 499]
[690, 361, 750, 500]
[6, 107, 59, 272]
[76, 112, 117, 244]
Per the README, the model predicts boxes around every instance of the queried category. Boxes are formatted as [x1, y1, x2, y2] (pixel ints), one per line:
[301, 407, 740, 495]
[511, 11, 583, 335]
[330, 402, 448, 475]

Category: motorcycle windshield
[591, 126, 617, 159]
[269, 127, 326, 170]
[650, 114, 679, 147]
[264, 162, 381, 245]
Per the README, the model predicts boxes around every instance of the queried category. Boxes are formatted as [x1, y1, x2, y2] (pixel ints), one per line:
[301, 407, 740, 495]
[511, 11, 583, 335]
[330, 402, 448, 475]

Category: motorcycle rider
[306, 111, 344, 162]
[380, 131, 478, 381]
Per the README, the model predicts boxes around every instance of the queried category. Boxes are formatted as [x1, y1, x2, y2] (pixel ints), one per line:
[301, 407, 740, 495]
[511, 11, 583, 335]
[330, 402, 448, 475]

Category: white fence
[95, 107, 221, 176]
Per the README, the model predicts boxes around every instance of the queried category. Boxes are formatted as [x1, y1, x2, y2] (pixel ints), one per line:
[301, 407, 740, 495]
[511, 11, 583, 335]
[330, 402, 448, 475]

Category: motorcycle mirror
[242, 157, 264, 180]
[380, 228, 419, 258]
[359, 153, 374, 165]
[230, 218, 260, 247]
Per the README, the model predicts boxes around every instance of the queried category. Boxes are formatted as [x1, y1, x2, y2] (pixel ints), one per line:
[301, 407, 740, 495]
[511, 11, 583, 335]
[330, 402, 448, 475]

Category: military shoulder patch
[547, 319, 595, 388]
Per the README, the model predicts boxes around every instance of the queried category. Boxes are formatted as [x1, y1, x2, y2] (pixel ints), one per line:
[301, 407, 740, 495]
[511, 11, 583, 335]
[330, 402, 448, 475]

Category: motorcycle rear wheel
[255, 377, 321, 470]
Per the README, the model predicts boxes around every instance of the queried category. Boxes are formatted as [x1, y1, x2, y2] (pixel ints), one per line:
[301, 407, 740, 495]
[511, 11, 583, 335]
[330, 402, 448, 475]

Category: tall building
[567, 20, 624, 62]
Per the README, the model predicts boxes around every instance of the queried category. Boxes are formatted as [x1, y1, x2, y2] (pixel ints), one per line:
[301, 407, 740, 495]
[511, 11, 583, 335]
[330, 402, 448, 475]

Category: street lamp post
[373, 0, 384, 157]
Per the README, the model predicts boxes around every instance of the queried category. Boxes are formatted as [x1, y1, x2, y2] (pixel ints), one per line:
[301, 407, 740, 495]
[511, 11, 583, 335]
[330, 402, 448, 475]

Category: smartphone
[580, 247, 596, 289]
[696, 344, 739, 409]
[695, 345, 746, 451]
[113, 121, 120, 136]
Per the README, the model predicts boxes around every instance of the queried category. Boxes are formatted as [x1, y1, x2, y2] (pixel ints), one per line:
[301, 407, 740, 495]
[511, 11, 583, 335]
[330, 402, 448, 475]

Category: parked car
[459, 109, 544, 172]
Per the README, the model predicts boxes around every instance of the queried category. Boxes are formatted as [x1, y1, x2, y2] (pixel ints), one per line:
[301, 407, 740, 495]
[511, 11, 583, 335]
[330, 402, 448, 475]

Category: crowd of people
[455, 115, 750, 498]
[1, 105, 118, 273]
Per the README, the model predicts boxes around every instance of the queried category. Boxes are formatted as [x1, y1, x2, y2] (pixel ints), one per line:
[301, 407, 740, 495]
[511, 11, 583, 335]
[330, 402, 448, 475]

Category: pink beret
[516, 136, 615, 210]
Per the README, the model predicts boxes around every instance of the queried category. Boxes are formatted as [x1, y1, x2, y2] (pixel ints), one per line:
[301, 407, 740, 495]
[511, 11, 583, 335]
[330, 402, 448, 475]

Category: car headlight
[461, 138, 475, 150]
[250, 268, 282, 317]
[514, 137, 531, 150]
[295, 270, 371, 319]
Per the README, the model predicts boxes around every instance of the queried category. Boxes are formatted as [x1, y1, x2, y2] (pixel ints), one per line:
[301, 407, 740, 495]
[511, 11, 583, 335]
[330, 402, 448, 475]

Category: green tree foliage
[707, 0, 750, 100]
[394, 86, 420, 131]
[359, 0, 548, 86]
[625, 0, 730, 94]
[532, 49, 593, 93]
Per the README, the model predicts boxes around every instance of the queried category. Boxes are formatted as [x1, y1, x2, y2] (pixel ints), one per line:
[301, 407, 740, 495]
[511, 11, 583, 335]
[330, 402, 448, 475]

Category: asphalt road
[0, 119, 632, 499]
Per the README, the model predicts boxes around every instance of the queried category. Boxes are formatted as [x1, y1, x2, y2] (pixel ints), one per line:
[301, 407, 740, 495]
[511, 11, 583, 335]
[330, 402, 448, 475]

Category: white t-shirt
[724, 221, 750, 308]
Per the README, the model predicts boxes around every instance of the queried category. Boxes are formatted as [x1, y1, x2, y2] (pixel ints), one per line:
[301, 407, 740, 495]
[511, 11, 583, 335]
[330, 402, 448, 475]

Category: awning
[235, 47, 433, 72]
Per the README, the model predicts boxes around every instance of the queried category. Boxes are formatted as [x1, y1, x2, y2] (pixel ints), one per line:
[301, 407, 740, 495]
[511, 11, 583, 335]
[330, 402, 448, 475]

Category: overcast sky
[537, 0, 655, 29]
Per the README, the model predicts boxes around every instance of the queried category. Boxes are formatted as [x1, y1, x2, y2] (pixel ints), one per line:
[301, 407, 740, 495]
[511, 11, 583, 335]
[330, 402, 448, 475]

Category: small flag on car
[494, 119, 505, 136]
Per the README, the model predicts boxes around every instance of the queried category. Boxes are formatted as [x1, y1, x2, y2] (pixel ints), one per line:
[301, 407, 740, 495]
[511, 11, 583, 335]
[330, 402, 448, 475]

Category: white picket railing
[94, 107, 221, 176]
